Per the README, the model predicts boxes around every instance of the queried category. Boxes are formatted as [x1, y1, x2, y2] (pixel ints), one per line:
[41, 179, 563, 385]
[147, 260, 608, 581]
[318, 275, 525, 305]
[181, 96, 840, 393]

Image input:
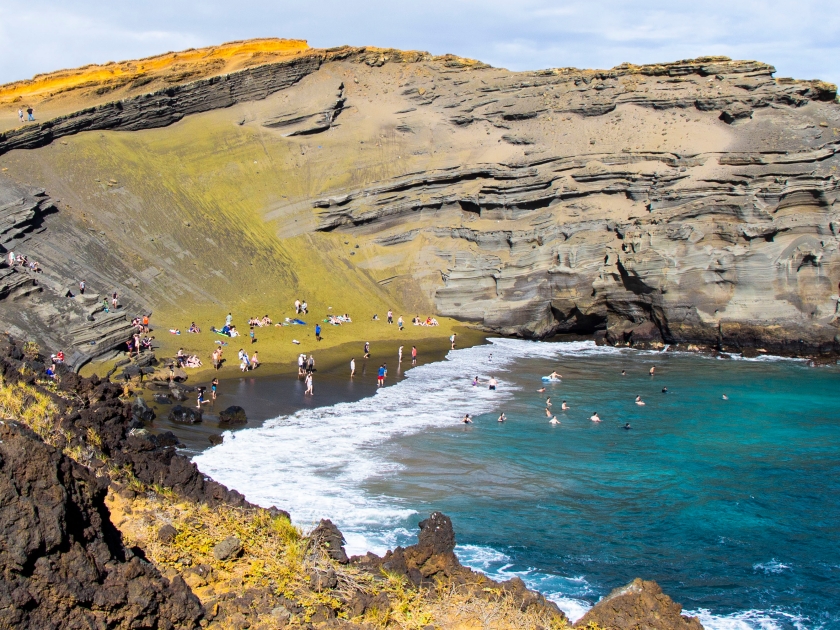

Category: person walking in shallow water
[350, 358, 355, 376]
[304, 372, 313, 395]
[411, 345, 417, 365]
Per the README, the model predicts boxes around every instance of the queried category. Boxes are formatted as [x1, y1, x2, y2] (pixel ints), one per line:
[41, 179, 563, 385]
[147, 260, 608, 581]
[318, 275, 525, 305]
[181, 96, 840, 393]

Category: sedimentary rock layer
[0, 44, 838, 358]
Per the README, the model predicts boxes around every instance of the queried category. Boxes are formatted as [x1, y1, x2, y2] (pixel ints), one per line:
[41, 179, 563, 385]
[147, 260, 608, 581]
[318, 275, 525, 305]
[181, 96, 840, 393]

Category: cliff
[0, 40, 838, 367]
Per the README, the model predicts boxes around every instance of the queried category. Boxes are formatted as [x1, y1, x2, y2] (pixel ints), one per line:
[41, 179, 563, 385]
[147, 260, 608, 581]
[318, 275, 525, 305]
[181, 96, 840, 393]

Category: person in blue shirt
[377, 364, 386, 386]
[315, 324, 322, 341]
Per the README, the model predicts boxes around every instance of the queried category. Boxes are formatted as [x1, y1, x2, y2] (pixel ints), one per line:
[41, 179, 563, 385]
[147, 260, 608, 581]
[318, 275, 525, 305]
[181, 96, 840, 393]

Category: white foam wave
[687, 608, 815, 630]
[193, 338, 589, 533]
[455, 543, 594, 622]
[753, 559, 792, 574]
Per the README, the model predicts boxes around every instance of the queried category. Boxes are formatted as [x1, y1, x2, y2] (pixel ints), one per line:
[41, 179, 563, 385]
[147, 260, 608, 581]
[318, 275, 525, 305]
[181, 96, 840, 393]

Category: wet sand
[149, 328, 490, 454]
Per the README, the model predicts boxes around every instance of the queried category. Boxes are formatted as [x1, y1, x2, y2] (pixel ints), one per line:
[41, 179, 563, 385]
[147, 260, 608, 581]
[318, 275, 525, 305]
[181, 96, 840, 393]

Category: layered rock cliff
[0, 41, 838, 363]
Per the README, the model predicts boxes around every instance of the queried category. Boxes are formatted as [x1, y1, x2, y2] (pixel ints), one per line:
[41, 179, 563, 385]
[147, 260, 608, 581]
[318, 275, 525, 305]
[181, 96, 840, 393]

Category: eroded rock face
[575, 578, 703, 630]
[0, 47, 838, 358]
[0, 421, 203, 629]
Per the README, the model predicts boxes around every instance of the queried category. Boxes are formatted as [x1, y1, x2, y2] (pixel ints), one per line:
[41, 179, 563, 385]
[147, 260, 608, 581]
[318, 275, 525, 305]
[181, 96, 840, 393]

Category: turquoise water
[195, 340, 840, 629]
[369, 347, 840, 628]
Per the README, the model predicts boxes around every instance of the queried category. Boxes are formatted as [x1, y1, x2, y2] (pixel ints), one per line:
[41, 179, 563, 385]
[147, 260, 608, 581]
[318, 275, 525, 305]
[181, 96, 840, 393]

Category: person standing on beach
[294, 299, 300, 314]
[387, 309, 393, 324]
[350, 358, 356, 376]
[364, 342, 370, 358]
[26, 107, 34, 121]
[18, 109, 24, 124]
[397, 316, 404, 331]
[450, 333, 457, 350]
[112, 292, 118, 310]
[305, 372, 313, 395]
[411, 345, 417, 365]
[79, 280, 86, 295]
[315, 323, 321, 341]
[226, 312, 233, 327]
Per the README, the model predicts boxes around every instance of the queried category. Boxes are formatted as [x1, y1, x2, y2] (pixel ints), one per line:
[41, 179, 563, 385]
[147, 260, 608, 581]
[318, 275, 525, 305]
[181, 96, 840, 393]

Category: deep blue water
[196, 340, 840, 629]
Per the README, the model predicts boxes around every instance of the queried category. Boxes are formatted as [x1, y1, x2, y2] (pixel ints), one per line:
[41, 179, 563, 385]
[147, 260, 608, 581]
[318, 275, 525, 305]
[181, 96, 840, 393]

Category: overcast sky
[0, 1, 837, 86]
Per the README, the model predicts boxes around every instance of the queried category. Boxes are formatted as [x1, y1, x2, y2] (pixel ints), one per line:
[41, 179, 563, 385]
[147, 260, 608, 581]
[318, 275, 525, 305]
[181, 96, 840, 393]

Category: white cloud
[0, 0, 837, 85]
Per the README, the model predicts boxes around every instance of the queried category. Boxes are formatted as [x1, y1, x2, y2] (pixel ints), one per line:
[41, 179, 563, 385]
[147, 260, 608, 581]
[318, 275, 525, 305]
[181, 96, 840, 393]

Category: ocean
[193, 339, 840, 629]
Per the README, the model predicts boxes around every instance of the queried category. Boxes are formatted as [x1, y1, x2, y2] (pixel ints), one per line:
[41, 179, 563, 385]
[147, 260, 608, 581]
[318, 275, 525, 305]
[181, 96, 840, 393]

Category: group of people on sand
[17, 107, 35, 123]
[294, 299, 309, 314]
[238, 348, 259, 372]
[248, 315, 273, 327]
[175, 348, 202, 368]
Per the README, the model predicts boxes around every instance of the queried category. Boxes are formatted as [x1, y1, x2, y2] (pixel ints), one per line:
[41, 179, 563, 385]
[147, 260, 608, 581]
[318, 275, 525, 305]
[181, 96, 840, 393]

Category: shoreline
[147, 327, 491, 453]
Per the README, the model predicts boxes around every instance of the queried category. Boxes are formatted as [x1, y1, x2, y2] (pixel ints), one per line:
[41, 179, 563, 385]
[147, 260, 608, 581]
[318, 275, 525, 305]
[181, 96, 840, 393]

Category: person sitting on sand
[188, 322, 200, 333]
[590, 412, 601, 422]
[561, 401, 569, 411]
[549, 416, 560, 425]
[635, 395, 645, 406]
[498, 413, 506, 422]
[462, 414, 472, 424]
[229, 326, 240, 337]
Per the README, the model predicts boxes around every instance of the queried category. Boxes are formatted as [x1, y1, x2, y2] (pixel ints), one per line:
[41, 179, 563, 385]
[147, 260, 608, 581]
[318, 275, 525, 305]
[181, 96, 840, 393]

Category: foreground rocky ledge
[0, 335, 703, 628]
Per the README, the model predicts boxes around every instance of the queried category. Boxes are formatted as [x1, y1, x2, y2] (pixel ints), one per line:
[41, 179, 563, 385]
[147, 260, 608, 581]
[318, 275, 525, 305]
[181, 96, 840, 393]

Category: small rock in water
[219, 405, 247, 425]
[208, 434, 223, 446]
[168, 405, 202, 424]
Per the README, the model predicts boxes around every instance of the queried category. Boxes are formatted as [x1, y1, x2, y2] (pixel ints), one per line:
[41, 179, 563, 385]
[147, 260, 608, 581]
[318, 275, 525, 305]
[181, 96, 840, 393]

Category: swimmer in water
[545, 397, 551, 407]
[649, 365, 656, 376]
[545, 408, 552, 417]
[462, 414, 473, 424]
[548, 371, 562, 380]
[590, 412, 601, 422]
[662, 387, 668, 393]
[561, 400, 569, 411]
[472, 376, 479, 386]
[488, 377, 497, 390]
[635, 395, 645, 406]
[623, 422, 631, 430]
[722, 394, 729, 400]
[537, 387, 546, 393]
[498, 412, 506, 422]
[621, 370, 626, 376]
[549, 416, 560, 425]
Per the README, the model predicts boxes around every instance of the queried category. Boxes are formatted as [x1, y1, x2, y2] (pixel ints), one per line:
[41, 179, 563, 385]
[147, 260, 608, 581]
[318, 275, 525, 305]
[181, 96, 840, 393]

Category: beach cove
[194, 339, 840, 630]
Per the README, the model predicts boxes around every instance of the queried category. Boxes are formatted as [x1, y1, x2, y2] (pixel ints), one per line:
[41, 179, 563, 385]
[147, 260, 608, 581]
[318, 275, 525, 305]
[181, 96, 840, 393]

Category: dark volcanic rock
[169, 404, 202, 424]
[212, 536, 243, 561]
[310, 519, 349, 563]
[208, 434, 223, 446]
[130, 395, 155, 423]
[574, 578, 703, 630]
[218, 405, 247, 425]
[0, 421, 202, 629]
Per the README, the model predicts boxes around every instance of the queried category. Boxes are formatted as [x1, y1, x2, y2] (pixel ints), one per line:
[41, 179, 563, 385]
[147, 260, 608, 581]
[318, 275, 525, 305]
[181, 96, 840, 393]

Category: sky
[0, 0, 837, 86]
